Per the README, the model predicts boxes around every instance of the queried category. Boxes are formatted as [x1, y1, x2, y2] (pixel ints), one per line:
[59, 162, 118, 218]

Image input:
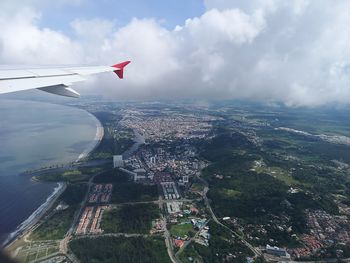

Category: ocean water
[0, 100, 99, 244]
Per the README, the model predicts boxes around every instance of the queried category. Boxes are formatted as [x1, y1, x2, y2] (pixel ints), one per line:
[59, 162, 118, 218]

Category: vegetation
[169, 223, 193, 238]
[35, 169, 89, 182]
[30, 207, 75, 240]
[111, 182, 158, 203]
[106, 125, 134, 156]
[33, 157, 110, 184]
[60, 183, 87, 206]
[179, 221, 253, 263]
[94, 169, 158, 202]
[178, 244, 201, 263]
[197, 119, 348, 247]
[93, 168, 129, 183]
[90, 133, 133, 160]
[69, 236, 171, 263]
[104, 106, 350, 258]
[190, 180, 206, 193]
[253, 166, 300, 186]
[89, 111, 134, 160]
[30, 184, 87, 240]
[77, 166, 105, 176]
[101, 203, 160, 234]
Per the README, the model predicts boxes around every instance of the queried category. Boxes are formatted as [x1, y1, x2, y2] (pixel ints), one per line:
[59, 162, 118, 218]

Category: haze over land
[1, 0, 350, 106]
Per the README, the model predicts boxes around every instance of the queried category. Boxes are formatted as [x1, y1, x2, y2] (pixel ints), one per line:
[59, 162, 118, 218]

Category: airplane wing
[0, 61, 130, 98]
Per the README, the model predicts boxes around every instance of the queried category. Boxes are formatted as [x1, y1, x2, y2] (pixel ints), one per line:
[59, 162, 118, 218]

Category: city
[2, 1, 350, 263]
[4, 100, 350, 263]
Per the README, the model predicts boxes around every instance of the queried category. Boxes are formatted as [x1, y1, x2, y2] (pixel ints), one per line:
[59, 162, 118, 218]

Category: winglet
[112, 61, 131, 79]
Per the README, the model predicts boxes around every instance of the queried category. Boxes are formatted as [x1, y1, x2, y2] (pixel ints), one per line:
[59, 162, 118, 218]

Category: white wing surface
[0, 61, 130, 98]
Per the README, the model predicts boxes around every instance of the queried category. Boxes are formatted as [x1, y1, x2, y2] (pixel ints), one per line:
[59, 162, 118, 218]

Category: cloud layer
[1, 0, 350, 106]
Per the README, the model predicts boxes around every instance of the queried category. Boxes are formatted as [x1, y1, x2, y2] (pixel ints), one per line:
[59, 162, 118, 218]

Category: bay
[0, 100, 99, 244]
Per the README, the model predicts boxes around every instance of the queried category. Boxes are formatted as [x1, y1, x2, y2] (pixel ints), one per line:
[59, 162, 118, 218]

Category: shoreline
[2, 182, 66, 248]
[76, 112, 104, 162]
[3, 110, 105, 249]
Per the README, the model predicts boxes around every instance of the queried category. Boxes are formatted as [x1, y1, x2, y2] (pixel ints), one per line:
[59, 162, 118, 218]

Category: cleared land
[170, 223, 193, 238]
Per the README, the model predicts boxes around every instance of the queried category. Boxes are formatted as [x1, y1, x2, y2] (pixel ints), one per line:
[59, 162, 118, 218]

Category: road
[196, 176, 262, 257]
[73, 233, 151, 240]
[157, 195, 181, 263]
[109, 198, 193, 208]
[62, 173, 184, 263]
[59, 168, 114, 263]
[175, 219, 209, 257]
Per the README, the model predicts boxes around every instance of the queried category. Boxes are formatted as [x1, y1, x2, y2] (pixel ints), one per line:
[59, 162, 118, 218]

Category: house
[174, 239, 185, 248]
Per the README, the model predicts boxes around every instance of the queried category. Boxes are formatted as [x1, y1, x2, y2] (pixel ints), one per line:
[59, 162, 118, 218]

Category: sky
[1, 0, 350, 106]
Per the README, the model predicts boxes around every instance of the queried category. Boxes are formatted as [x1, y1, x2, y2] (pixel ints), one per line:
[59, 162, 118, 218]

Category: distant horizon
[3, 94, 350, 112]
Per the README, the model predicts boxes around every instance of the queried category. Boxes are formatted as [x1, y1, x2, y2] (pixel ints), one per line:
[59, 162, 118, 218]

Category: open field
[253, 165, 301, 186]
[13, 240, 59, 263]
[170, 223, 193, 238]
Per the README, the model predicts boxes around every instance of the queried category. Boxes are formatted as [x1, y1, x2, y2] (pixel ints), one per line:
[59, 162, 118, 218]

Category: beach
[2, 182, 66, 247]
[77, 112, 104, 162]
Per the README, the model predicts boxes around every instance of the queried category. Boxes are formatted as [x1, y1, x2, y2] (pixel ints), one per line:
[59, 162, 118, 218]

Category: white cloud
[1, 1, 350, 106]
[0, 8, 82, 64]
[183, 8, 265, 46]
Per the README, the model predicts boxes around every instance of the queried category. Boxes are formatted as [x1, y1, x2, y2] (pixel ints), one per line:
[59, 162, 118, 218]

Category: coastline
[3, 109, 105, 249]
[2, 182, 66, 248]
[76, 112, 104, 162]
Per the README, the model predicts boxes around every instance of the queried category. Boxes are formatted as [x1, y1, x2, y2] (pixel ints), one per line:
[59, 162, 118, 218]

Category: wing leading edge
[0, 61, 130, 98]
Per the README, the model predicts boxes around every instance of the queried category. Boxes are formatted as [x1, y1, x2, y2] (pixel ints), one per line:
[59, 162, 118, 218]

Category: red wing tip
[112, 61, 131, 69]
[112, 60, 131, 79]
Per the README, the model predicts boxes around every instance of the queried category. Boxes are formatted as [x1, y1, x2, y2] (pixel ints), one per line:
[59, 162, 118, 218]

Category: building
[150, 156, 156, 164]
[266, 245, 290, 258]
[133, 168, 147, 181]
[113, 155, 124, 168]
[174, 239, 185, 248]
[178, 175, 189, 186]
[161, 182, 180, 199]
[167, 201, 182, 214]
[183, 175, 189, 183]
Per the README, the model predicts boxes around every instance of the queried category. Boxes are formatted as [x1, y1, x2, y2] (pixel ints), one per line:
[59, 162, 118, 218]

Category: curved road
[196, 176, 262, 257]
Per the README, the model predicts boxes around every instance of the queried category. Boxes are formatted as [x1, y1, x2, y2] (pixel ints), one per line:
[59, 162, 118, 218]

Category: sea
[0, 99, 100, 245]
